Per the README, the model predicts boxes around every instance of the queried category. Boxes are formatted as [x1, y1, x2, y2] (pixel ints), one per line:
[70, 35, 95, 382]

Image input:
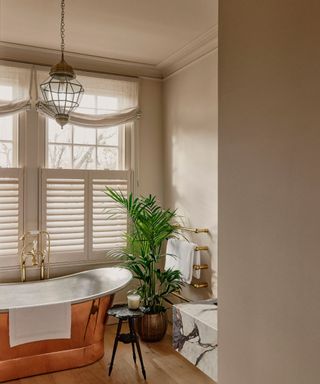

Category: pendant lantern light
[40, 0, 84, 127]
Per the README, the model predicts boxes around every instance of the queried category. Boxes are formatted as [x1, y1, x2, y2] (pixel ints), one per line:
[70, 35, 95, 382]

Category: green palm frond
[105, 188, 184, 313]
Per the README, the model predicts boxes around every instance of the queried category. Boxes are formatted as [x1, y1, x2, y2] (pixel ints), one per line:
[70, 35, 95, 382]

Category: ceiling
[0, 0, 217, 66]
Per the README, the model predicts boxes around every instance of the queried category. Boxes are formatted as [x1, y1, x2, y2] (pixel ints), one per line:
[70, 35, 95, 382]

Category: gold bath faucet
[19, 231, 51, 282]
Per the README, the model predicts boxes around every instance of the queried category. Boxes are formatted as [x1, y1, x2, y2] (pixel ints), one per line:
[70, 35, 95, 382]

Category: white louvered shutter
[89, 170, 130, 259]
[41, 169, 130, 262]
[0, 168, 23, 266]
[41, 169, 86, 262]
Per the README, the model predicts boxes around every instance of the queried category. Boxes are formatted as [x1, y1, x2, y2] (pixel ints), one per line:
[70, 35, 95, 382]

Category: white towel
[193, 248, 201, 280]
[165, 239, 201, 284]
[9, 302, 71, 347]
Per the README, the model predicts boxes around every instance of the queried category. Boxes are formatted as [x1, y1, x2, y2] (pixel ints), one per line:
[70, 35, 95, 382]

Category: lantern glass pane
[40, 75, 84, 116]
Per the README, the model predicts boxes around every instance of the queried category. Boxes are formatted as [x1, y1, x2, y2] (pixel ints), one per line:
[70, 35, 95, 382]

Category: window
[0, 115, 18, 168]
[0, 85, 18, 168]
[0, 62, 138, 271]
[0, 63, 30, 264]
[39, 72, 137, 263]
[46, 120, 124, 170]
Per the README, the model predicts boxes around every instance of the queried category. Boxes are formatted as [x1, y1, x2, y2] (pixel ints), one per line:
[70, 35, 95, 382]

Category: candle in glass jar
[127, 293, 140, 310]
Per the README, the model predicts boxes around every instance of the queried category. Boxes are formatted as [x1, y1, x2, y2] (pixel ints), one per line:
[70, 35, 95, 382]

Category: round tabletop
[108, 304, 144, 319]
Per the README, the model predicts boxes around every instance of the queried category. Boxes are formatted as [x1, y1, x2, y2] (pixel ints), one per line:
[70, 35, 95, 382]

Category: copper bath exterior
[0, 267, 132, 382]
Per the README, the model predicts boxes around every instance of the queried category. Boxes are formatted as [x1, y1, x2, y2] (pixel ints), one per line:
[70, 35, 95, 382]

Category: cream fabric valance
[0, 62, 33, 116]
[0, 62, 140, 128]
[0, 99, 31, 116]
[36, 101, 141, 127]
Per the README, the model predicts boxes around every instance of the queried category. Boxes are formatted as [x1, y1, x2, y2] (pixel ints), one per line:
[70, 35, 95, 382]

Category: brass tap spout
[21, 258, 27, 282]
[39, 251, 46, 280]
[40, 258, 45, 280]
[26, 250, 38, 266]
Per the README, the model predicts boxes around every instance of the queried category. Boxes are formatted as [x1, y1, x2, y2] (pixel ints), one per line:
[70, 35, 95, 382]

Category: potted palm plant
[105, 188, 184, 342]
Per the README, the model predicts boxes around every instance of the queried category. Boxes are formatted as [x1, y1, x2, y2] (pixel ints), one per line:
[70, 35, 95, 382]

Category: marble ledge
[173, 300, 218, 382]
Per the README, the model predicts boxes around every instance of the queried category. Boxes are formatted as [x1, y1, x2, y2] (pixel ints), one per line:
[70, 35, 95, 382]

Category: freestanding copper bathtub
[0, 267, 132, 382]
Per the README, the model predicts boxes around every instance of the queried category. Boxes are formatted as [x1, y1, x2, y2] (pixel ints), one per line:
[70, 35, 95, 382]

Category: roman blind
[0, 62, 32, 116]
[41, 169, 130, 262]
[0, 168, 23, 266]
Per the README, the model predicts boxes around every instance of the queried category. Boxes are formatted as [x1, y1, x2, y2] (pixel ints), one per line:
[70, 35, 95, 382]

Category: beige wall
[138, 78, 164, 202]
[163, 52, 218, 298]
[219, 1, 320, 383]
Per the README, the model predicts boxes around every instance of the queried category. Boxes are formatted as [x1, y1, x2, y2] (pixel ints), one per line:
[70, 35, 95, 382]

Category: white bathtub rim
[0, 267, 132, 312]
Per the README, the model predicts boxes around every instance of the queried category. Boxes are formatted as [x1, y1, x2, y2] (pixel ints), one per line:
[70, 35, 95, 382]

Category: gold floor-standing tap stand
[19, 231, 51, 282]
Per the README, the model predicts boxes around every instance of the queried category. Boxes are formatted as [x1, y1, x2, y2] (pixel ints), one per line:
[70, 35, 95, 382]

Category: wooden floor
[9, 323, 216, 384]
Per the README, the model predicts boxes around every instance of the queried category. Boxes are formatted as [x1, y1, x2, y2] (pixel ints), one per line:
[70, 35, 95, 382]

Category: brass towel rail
[177, 226, 209, 233]
[191, 282, 209, 288]
[170, 225, 210, 295]
[194, 246, 208, 251]
[193, 264, 209, 271]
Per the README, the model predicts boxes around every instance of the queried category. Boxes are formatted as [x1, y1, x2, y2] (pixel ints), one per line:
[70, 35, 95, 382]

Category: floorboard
[9, 323, 216, 384]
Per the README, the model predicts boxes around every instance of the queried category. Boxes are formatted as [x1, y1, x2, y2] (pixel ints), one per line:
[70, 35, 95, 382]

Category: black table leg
[108, 319, 123, 376]
[128, 318, 137, 363]
[129, 318, 146, 380]
[107, 306, 147, 380]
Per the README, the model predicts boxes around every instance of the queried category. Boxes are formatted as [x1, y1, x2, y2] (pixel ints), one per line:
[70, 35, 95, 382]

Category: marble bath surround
[173, 300, 218, 382]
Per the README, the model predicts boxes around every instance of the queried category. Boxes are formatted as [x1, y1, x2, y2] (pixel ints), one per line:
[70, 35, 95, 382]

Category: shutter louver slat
[0, 169, 23, 260]
[0, 224, 19, 230]
[48, 227, 84, 234]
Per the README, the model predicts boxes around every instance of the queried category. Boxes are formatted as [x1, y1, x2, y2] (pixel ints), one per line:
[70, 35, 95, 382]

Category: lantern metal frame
[39, 0, 84, 127]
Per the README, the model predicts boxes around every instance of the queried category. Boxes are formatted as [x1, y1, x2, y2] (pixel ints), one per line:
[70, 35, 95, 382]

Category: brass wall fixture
[175, 226, 209, 233]
[193, 264, 209, 271]
[191, 282, 209, 289]
[194, 246, 208, 251]
[171, 225, 211, 299]
[19, 231, 51, 282]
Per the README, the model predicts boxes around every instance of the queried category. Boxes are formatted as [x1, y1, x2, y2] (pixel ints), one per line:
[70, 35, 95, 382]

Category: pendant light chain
[60, 0, 65, 58]
[39, 0, 84, 127]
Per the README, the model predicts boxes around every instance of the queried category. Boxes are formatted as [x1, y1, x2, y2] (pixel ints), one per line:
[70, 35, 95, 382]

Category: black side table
[107, 305, 146, 380]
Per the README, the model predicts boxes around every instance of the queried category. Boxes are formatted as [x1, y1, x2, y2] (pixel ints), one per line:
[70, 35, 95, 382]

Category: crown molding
[0, 41, 162, 79]
[157, 24, 218, 78]
[0, 26, 218, 80]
